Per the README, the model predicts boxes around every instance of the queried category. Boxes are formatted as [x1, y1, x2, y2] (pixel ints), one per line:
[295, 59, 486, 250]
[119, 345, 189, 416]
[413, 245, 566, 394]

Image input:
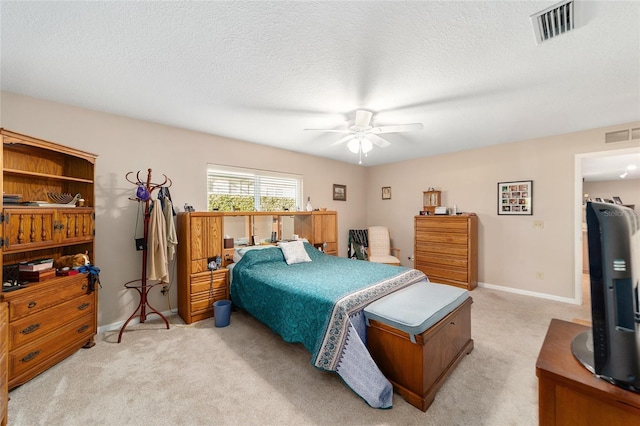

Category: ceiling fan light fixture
[361, 138, 373, 153]
[347, 139, 360, 154]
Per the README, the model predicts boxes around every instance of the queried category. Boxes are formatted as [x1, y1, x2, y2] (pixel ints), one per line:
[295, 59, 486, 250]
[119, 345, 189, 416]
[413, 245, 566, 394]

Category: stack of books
[2, 193, 22, 205]
[18, 258, 55, 282]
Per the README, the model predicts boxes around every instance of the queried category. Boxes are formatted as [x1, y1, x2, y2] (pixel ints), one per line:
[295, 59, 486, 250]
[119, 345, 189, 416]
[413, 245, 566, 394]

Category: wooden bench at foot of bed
[365, 288, 473, 411]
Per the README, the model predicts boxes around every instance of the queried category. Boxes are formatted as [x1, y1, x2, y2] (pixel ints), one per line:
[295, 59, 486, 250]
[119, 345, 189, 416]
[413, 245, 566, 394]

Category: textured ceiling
[1, 1, 639, 175]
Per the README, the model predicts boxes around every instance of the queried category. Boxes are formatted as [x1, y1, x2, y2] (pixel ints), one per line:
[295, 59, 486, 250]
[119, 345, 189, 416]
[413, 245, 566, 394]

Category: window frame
[207, 164, 303, 212]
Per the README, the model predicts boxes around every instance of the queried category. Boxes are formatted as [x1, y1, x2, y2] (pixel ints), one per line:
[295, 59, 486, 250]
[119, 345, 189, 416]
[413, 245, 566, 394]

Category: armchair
[367, 226, 401, 266]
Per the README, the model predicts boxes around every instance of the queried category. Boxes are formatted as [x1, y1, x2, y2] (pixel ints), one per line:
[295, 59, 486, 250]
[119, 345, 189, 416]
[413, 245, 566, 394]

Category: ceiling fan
[305, 110, 423, 164]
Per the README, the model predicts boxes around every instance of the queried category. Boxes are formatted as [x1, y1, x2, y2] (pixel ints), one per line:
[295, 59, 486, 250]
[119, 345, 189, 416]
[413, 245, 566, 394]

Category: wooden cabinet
[293, 211, 338, 255]
[422, 190, 442, 215]
[0, 129, 98, 391]
[2, 208, 94, 252]
[536, 319, 640, 425]
[0, 302, 7, 426]
[414, 214, 477, 290]
[177, 212, 229, 324]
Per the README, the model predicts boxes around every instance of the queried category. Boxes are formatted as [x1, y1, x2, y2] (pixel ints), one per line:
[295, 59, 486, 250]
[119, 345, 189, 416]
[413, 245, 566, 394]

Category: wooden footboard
[366, 297, 473, 411]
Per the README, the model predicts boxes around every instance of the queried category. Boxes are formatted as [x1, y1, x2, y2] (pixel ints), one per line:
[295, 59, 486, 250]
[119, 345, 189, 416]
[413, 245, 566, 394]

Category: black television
[572, 201, 640, 392]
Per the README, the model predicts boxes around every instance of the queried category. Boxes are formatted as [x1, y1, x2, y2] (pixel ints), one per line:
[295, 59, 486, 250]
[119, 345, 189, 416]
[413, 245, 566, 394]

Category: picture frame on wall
[333, 184, 346, 201]
[498, 180, 533, 215]
[382, 186, 391, 200]
[613, 196, 623, 205]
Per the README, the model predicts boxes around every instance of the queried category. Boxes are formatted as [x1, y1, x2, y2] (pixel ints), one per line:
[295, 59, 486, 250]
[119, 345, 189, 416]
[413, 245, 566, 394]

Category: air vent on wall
[531, 0, 576, 44]
[605, 128, 640, 144]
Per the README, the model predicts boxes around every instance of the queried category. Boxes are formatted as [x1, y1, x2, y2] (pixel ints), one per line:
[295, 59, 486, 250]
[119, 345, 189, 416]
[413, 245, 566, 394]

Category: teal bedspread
[230, 243, 426, 407]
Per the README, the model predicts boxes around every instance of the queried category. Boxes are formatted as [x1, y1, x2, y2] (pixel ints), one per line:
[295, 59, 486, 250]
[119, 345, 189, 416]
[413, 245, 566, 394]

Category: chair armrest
[390, 247, 400, 258]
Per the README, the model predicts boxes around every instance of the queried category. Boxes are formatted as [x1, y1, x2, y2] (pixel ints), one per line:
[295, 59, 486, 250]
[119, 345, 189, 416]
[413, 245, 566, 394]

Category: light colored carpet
[7, 286, 589, 425]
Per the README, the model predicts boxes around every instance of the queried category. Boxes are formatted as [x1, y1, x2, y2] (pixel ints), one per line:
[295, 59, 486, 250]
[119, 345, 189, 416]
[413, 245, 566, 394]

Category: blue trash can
[213, 300, 232, 327]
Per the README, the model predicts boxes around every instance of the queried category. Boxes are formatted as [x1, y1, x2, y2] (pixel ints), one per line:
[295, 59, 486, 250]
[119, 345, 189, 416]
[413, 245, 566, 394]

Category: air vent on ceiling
[531, 0, 576, 45]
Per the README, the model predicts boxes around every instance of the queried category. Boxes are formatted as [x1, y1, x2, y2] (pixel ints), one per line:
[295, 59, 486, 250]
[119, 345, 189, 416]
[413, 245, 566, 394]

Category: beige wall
[0, 92, 367, 329]
[583, 179, 640, 211]
[1, 91, 639, 328]
[366, 123, 640, 301]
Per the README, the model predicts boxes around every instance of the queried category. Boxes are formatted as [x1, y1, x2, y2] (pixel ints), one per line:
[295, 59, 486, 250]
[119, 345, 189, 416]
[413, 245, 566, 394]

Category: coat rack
[118, 168, 172, 343]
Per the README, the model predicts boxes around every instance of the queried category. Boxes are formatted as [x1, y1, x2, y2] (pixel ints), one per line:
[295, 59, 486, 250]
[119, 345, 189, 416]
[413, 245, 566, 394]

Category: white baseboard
[478, 282, 580, 305]
[98, 308, 179, 335]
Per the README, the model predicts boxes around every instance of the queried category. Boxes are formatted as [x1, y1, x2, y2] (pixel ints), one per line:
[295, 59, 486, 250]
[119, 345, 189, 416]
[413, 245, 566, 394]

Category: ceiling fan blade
[368, 134, 391, 148]
[304, 128, 352, 133]
[354, 110, 373, 127]
[371, 123, 423, 134]
[331, 134, 356, 146]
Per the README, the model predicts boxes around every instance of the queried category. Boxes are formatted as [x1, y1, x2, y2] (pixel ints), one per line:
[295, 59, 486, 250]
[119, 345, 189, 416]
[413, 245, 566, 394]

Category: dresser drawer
[7, 275, 90, 321]
[415, 231, 468, 245]
[190, 288, 227, 316]
[9, 313, 94, 379]
[190, 270, 228, 293]
[415, 218, 469, 232]
[9, 292, 95, 348]
[415, 253, 468, 269]
[415, 263, 468, 284]
[415, 244, 468, 258]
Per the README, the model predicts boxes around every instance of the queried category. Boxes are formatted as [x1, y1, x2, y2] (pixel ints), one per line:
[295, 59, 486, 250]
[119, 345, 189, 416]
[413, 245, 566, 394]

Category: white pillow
[278, 240, 312, 265]
[233, 245, 276, 263]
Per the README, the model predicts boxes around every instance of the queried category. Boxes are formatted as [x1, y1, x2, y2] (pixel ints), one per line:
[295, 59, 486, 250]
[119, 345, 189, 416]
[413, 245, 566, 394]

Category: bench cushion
[364, 281, 469, 343]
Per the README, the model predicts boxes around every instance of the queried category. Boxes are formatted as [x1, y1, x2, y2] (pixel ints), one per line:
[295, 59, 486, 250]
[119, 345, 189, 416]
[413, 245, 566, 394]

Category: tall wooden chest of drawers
[176, 212, 229, 324]
[414, 214, 478, 290]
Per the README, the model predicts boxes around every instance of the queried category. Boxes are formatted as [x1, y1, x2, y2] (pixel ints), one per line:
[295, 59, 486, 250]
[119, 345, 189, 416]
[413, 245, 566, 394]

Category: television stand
[536, 319, 640, 425]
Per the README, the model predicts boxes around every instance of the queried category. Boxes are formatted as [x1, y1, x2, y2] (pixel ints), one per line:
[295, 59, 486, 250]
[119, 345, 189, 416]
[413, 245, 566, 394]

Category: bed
[229, 241, 466, 409]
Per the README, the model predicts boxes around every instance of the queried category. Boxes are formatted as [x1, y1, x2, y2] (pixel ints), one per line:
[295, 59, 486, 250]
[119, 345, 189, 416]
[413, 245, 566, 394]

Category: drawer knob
[77, 302, 90, 311]
[77, 324, 89, 333]
[82, 284, 88, 290]
[21, 350, 40, 363]
[27, 301, 37, 309]
[20, 323, 41, 335]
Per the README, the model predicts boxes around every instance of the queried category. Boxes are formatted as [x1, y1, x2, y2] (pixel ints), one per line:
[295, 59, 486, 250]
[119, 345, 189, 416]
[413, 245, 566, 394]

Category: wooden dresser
[414, 214, 478, 290]
[0, 129, 97, 390]
[536, 319, 640, 425]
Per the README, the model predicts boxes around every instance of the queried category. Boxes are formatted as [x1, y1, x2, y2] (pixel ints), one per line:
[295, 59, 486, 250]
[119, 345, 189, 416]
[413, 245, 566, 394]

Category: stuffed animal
[54, 252, 90, 270]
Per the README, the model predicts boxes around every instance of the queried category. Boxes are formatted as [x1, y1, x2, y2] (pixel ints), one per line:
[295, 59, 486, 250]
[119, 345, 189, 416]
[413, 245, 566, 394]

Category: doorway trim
[574, 146, 640, 306]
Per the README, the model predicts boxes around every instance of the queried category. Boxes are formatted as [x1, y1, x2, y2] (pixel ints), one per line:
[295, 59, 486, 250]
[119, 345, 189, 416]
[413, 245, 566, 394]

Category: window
[207, 164, 303, 212]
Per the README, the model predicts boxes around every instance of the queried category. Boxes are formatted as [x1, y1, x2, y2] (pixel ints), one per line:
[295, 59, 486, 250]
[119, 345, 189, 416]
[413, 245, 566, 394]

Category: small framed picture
[498, 180, 533, 215]
[594, 197, 603, 202]
[382, 186, 391, 200]
[613, 196, 623, 205]
[333, 184, 346, 201]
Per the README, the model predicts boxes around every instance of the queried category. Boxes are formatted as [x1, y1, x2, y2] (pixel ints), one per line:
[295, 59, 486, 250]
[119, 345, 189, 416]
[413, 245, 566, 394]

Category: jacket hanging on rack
[163, 197, 177, 261]
[148, 199, 169, 282]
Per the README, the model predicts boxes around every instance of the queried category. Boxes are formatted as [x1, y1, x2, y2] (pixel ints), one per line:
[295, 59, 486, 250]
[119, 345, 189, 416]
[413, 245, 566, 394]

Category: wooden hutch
[0, 129, 98, 399]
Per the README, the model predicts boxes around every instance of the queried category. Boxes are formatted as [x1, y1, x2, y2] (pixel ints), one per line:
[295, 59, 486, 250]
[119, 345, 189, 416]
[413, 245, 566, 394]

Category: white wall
[366, 123, 640, 301]
[0, 92, 367, 328]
